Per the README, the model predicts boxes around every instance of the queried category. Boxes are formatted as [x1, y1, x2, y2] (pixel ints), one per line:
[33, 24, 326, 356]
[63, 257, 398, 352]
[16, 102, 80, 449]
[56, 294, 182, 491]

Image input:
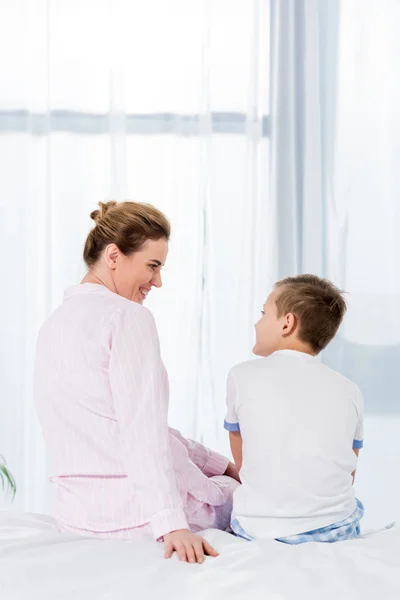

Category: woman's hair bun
[90, 200, 118, 224]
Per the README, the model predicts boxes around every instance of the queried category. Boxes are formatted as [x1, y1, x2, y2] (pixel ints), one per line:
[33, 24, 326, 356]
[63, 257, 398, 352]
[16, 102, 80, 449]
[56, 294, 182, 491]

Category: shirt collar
[63, 283, 111, 300]
[271, 349, 318, 361]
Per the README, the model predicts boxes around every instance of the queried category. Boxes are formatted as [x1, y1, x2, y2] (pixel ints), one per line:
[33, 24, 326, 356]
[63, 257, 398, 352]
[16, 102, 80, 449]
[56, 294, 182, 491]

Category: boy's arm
[229, 431, 243, 472]
[225, 368, 243, 475]
[352, 447, 360, 483]
[352, 387, 364, 484]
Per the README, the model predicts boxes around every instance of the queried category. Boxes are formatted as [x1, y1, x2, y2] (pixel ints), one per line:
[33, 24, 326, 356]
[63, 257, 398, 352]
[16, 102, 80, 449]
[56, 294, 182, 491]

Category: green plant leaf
[0, 456, 16, 499]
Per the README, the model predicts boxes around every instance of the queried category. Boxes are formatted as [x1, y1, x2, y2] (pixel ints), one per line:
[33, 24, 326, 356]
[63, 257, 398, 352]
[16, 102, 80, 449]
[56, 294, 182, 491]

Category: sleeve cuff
[202, 450, 230, 478]
[150, 507, 189, 541]
[353, 439, 363, 449]
[224, 420, 240, 432]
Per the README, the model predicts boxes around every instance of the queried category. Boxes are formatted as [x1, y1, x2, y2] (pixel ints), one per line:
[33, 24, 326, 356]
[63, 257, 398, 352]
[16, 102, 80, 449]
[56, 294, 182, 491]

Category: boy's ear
[282, 312, 297, 336]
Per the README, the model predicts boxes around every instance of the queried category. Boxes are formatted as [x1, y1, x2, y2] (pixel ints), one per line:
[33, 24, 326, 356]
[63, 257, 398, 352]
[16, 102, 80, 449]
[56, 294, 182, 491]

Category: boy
[224, 274, 364, 543]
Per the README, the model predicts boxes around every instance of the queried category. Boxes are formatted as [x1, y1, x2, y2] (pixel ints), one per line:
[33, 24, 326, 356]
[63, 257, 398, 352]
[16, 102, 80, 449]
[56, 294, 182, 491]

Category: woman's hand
[164, 529, 219, 564]
[224, 460, 241, 483]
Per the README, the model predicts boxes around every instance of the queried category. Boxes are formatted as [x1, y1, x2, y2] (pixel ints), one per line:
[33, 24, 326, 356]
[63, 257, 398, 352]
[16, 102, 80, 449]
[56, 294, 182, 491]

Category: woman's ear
[104, 244, 119, 269]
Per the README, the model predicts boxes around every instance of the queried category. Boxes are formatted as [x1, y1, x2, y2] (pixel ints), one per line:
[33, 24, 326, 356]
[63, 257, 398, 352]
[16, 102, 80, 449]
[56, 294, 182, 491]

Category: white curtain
[0, 0, 270, 512]
[270, 0, 400, 527]
[1, 0, 399, 527]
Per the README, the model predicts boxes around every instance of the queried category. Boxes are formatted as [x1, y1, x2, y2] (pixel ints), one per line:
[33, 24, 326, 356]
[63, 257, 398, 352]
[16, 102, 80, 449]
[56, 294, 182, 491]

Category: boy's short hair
[274, 274, 347, 353]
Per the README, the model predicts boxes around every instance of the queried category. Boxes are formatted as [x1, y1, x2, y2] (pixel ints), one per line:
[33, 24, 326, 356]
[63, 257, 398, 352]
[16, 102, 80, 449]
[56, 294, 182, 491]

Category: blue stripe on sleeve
[224, 420, 240, 432]
[353, 439, 363, 449]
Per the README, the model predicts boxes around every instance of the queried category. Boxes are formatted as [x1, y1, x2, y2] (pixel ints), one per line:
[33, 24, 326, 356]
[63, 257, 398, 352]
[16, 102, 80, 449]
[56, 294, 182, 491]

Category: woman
[34, 200, 240, 564]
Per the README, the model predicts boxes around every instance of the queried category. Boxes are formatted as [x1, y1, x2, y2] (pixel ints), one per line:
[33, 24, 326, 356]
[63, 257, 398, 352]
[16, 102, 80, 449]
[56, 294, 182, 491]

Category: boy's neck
[273, 340, 316, 357]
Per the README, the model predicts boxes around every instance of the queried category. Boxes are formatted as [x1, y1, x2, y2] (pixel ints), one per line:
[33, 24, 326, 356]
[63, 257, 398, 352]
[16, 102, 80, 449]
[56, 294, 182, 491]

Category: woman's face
[105, 237, 168, 303]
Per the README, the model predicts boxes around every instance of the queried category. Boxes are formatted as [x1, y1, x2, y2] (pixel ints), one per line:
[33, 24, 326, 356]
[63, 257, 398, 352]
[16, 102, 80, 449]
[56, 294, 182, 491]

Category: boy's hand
[224, 460, 241, 483]
[164, 529, 219, 563]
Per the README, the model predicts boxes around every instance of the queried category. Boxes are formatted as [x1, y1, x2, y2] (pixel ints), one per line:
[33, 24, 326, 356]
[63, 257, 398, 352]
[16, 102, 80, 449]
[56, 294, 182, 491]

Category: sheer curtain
[271, 0, 400, 526]
[329, 0, 400, 526]
[0, 0, 270, 512]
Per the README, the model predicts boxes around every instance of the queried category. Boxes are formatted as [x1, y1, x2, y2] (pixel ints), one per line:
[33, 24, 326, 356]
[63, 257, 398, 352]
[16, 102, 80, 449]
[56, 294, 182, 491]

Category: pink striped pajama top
[34, 283, 229, 540]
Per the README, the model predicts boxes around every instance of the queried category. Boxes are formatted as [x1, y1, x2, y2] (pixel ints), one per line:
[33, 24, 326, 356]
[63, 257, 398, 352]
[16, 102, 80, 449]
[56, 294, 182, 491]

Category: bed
[0, 511, 399, 599]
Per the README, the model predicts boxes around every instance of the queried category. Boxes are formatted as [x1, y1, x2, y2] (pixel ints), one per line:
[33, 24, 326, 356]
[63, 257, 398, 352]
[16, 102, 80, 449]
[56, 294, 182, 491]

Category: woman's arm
[109, 305, 189, 540]
[169, 427, 229, 476]
[169, 428, 240, 483]
[109, 305, 220, 562]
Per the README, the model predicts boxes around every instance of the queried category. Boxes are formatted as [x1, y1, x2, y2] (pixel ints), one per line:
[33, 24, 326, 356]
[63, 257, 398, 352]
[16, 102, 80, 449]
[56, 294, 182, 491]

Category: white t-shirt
[224, 349, 364, 539]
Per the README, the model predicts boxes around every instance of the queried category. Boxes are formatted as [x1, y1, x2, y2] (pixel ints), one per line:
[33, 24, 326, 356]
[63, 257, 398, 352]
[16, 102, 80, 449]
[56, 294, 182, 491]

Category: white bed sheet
[0, 512, 399, 600]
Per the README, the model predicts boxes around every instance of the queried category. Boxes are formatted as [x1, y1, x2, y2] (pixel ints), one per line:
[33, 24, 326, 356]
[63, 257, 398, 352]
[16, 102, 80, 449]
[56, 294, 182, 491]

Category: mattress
[0, 512, 399, 599]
